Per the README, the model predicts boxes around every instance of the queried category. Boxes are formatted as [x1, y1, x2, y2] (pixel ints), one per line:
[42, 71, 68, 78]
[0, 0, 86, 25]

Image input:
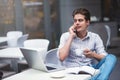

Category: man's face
[73, 14, 90, 32]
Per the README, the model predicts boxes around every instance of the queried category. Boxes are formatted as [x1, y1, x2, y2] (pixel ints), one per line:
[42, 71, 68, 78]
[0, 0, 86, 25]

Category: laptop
[20, 48, 64, 72]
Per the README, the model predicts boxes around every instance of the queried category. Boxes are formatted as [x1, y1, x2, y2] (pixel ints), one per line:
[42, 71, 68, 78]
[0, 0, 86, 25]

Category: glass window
[22, 0, 45, 39]
[0, 0, 15, 36]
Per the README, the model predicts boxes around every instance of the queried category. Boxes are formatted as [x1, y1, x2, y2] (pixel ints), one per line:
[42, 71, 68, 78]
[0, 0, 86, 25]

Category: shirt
[57, 31, 108, 68]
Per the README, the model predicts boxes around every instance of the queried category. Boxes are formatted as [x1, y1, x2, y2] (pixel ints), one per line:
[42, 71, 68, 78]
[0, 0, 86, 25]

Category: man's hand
[83, 49, 95, 58]
[69, 25, 77, 38]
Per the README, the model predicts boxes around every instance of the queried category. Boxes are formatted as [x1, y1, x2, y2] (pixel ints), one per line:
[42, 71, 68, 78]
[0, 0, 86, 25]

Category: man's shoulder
[88, 31, 99, 37]
[61, 32, 70, 36]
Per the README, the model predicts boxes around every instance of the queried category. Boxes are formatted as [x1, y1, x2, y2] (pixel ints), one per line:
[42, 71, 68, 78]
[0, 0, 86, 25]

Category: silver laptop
[20, 48, 64, 72]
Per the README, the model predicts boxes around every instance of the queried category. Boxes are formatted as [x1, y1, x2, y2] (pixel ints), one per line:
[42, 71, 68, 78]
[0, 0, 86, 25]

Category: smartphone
[73, 29, 77, 35]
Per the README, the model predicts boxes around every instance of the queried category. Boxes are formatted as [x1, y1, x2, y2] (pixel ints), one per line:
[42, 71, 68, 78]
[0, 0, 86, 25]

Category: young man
[57, 8, 108, 68]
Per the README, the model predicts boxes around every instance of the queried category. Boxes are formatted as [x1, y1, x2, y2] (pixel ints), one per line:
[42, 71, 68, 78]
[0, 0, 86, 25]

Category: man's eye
[78, 19, 83, 22]
[74, 19, 84, 22]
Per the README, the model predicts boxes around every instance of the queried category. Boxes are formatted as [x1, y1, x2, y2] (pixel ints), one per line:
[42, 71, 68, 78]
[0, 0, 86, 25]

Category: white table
[0, 37, 7, 49]
[0, 48, 24, 72]
[0, 37, 7, 43]
[3, 69, 91, 80]
[0, 48, 23, 58]
[0, 48, 47, 72]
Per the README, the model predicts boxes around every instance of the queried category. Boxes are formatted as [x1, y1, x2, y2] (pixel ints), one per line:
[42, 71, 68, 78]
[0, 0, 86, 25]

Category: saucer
[50, 72, 66, 78]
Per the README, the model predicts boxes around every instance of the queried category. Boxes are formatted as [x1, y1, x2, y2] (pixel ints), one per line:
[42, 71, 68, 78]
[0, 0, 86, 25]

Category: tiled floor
[109, 57, 120, 80]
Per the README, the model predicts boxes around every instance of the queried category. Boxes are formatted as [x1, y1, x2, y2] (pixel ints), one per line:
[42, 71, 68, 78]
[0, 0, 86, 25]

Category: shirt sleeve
[94, 34, 108, 56]
[57, 32, 69, 58]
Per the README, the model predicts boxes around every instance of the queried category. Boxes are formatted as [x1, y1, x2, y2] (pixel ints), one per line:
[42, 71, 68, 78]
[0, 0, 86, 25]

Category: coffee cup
[75, 49, 85, 57]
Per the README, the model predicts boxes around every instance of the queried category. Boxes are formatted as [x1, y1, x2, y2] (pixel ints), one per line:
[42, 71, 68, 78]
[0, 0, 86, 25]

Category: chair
[0, 33, 29, 74]
[45, 48, 61, 66]
[7, 31, 23, 47]
[0, 31, 22, 78]
[45, 48, 117, 80]
[104, 25, 111, 50]
[18, 39, 50, 72]
[88, 24, 111, 50]
[23, 39, 50, 52]
[17, 34, 29, 47]
[10, 34, 29, 72]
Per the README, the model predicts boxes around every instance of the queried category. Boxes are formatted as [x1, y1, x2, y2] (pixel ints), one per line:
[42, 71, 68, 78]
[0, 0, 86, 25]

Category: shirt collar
[75, 31, 90, 40]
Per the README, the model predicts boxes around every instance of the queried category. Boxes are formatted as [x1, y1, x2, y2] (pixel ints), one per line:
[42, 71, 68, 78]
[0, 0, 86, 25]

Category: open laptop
[20, 48, 64, 72]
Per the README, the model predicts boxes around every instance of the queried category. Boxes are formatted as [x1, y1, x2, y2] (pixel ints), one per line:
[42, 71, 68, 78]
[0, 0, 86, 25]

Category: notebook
[20, 48, 64, 72]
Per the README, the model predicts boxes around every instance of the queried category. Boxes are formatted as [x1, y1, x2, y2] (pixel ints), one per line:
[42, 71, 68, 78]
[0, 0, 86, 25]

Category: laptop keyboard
[46, 66, 56, 70]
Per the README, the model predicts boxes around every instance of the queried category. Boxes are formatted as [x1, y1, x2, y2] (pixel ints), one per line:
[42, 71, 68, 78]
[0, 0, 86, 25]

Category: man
[57, 8, 108, 68]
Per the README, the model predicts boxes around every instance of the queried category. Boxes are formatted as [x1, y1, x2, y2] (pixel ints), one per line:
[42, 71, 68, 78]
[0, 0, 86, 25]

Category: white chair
[23, 39, 50, 52]
[17, 34, 29, 47]
[88, 23, 111, 50]
[45, 48, 62, 67]
[104, 25, 111, 50]
[7, 31, 23, 47]
[0, 31, 23, 77]
[18, 39, 50, 72]
[24, 39, 49, 60]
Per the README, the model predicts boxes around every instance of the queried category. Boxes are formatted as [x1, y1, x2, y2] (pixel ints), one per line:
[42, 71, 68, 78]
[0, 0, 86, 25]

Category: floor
[109, 57, 120, 80]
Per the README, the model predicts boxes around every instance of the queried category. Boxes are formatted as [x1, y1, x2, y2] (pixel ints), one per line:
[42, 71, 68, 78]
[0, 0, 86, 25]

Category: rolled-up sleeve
[95, 34, 108, 56]
[57, 32, 69, 59]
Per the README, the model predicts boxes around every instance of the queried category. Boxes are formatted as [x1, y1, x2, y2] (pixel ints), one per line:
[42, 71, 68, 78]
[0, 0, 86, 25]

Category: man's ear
[86, 20, 90, 26]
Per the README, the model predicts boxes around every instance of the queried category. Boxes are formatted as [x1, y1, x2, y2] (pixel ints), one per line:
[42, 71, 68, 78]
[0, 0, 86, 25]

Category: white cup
[75, 48, 85, 57]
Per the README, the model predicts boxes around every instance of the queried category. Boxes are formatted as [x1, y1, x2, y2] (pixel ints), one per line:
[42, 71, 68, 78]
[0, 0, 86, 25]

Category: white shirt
[57, 31, 108, 68]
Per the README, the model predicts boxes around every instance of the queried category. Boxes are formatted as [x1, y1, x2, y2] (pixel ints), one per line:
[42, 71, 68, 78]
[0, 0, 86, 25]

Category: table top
[0, 48, 23, 59]
[0, 47, 46, 59]
[0, 37, 7, 43]
[3, 69, 91, 80]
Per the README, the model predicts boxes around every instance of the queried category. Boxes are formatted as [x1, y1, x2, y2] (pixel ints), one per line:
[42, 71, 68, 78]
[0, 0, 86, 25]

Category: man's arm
[59, 35, 74, 61]
[84, 49, 105, 61]
[59, 25, 76, 61]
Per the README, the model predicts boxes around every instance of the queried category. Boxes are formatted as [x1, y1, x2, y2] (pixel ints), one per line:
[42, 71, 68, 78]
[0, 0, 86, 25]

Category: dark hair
[72, 8, 90, 21]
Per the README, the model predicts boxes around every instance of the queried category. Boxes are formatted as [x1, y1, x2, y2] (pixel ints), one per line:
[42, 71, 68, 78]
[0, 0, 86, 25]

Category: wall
[59, 0, 101, 33]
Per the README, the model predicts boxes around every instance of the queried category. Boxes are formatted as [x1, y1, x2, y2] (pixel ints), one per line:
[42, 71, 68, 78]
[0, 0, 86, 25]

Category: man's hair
[72, 8, 90, 21]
